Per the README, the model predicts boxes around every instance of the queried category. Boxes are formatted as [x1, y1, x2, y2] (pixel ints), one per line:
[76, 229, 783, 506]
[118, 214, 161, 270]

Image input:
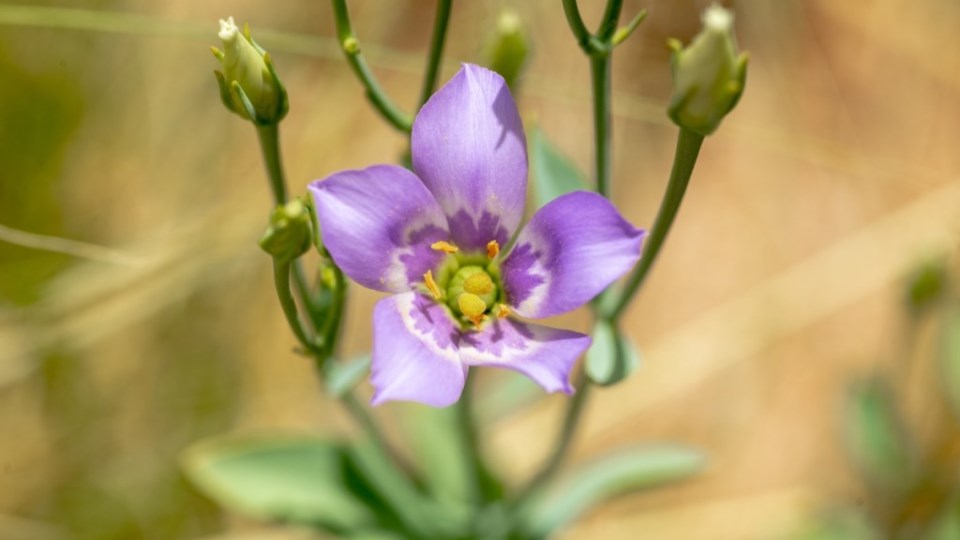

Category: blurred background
[2, 0, 960, 538]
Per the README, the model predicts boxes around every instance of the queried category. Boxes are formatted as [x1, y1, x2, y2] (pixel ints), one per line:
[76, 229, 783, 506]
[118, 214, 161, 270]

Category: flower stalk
[603, 128, 704, 320]
[418, 0, 454, 109]
[331, 0, 413, 133]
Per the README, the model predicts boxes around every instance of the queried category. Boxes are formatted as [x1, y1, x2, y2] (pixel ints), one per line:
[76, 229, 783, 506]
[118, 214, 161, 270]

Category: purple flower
[309, 65, 645, 407]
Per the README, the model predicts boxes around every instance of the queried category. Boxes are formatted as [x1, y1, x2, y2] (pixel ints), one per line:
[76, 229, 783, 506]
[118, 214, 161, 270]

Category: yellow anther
[423, 270, 443, 300]
[431, 241, 459, 254]
[495, 304, 511, 319]
[463, 272, 494, 296]
[486, 240, 500, 259]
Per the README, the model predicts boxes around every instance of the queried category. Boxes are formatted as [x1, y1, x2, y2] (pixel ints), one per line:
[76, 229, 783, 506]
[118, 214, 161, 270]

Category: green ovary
[446, 265, 499, 320]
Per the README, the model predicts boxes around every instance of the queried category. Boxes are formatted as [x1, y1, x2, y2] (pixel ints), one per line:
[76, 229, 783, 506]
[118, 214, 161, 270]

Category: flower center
[421, 239, 510, 330]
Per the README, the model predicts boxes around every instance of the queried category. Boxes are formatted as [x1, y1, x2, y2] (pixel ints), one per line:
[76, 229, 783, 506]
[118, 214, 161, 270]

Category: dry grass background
[1, 0, 959, 538]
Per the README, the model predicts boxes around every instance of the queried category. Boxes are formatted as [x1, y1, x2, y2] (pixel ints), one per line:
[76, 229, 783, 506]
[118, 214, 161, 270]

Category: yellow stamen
[495, 304, 511, 319]
[423, 270, 443, 300]
[458, 293, 488, 329]
[463, 272, 494, 296]
[431, 241, 459, 254]
[486, 240, 500, 259]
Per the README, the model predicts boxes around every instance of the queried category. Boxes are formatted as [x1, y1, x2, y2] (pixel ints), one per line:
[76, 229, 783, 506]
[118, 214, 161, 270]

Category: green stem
[604, 128, 704, 320]
[515, 369, 590, 502]
[596, 0, 624, 41]
[272, 260, 319, 356]
[455, 373, 500, 502]
[418, 0, 453, 109]
[331, 0, 412, 133]
[590, 53, 612, 198]
[256, 124, 288, 205]
[320, 263, 348, 359]
[561, 0, 599, 54]
[256, 124, 324, 332]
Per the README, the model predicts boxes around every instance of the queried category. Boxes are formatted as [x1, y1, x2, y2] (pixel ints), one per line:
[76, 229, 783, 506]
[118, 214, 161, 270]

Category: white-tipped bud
[667, 4, 747, 135]
[212, 17, 287, 124]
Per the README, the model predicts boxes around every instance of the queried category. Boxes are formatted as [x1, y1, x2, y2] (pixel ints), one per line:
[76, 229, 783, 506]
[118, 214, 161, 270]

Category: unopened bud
[667, 4, 747, 136]
[259, 198, 312, 263]
[212, 16, 288, 124]
[482, 10, 529, 91]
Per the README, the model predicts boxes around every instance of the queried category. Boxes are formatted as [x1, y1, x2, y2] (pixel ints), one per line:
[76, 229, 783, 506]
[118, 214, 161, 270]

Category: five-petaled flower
[310, 64, 645, 407]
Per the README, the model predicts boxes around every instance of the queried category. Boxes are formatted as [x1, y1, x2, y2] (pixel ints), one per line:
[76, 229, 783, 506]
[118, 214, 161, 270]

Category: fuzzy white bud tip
[218, 16, 238, 42]
[703, 4, 733, 32]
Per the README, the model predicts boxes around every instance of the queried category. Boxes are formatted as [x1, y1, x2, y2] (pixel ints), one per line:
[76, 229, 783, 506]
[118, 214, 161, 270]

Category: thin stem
[256, 124, 324, 332]
[596, 0, 624, 41]
[514, 369, 590, 502]
[272, 260, 318, 355]
[320, 263, 348, 359]
[605, 128, 704, 320]
[590, 54, 612, 198]
[455, 374, 500, 502]
[331, 0, 412, 132]
[256, 124, 288, 205]
[561, 0, 596, 54]
[341, 389, 416, 472]
[418, 0, 453, 109]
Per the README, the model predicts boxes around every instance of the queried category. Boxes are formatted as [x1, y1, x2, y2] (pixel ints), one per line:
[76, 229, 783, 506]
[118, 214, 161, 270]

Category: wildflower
[309, 65, 644, 407]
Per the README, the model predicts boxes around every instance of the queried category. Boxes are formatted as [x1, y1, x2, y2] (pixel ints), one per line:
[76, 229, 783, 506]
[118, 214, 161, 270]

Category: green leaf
[531, 127, 588, 209]
[941, 308, 960, 421]
[326, 355, 371, 398]
[182, 435, 384, 532]
[519, 445, 705, 536]
[585, 319, 641, 386]
[844, 378, 914, 491]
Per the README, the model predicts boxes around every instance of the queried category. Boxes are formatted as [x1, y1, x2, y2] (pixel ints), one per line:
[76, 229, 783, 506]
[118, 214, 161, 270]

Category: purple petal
[459, 318, 590, 394]
[370, 292, 466, 407]
[411, 64, 527, 252]
[309, 165, 449, 293]
[501, 191, 645, 318]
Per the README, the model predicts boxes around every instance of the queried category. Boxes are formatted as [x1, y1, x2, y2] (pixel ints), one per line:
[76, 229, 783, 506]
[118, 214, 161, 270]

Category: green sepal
[213, 70, 237, 115]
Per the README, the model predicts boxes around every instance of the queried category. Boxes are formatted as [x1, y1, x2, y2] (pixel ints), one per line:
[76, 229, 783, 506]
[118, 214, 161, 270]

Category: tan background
[1, 0, 958, 538]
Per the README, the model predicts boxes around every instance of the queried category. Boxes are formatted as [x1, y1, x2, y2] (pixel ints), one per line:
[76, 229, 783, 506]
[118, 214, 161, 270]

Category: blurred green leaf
[182, 435, 382, 533]
[531, 128, 588, 209]
[790, 509, 879, 540]
[326, 355, 371, 398]
[940, 308, 960, 421]
[585, 320, 640, 386]
[347, 437, 470, 538]
[905, 259, 947, 313]
[519, 445, 705, 537]
[929, 498, 960, 540]
[845, 379, 914, 491]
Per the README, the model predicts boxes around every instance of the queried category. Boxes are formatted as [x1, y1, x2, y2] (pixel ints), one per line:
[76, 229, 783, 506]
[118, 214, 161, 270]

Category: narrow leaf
[940, 308, 960, 421]
[845, 378, 914, 491]
[531, 127, 588, 209]
[326, 355, 371, 398]
[585, 319, 640, 386]
[520, 445, 705, 536]
[182, 435, 378, 531]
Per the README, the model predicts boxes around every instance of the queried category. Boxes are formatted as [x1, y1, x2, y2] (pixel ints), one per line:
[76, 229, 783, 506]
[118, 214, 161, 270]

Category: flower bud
[259, 198, 312, 263]
[482, 10, 529, 91]
[212, 16, 288, 124]
[667, 4, 747, 136]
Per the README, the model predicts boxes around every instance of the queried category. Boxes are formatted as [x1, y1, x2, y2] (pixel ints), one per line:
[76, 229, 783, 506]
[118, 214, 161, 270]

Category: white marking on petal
[512, 234, 551, 316]
[395, 294, 461, 365]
